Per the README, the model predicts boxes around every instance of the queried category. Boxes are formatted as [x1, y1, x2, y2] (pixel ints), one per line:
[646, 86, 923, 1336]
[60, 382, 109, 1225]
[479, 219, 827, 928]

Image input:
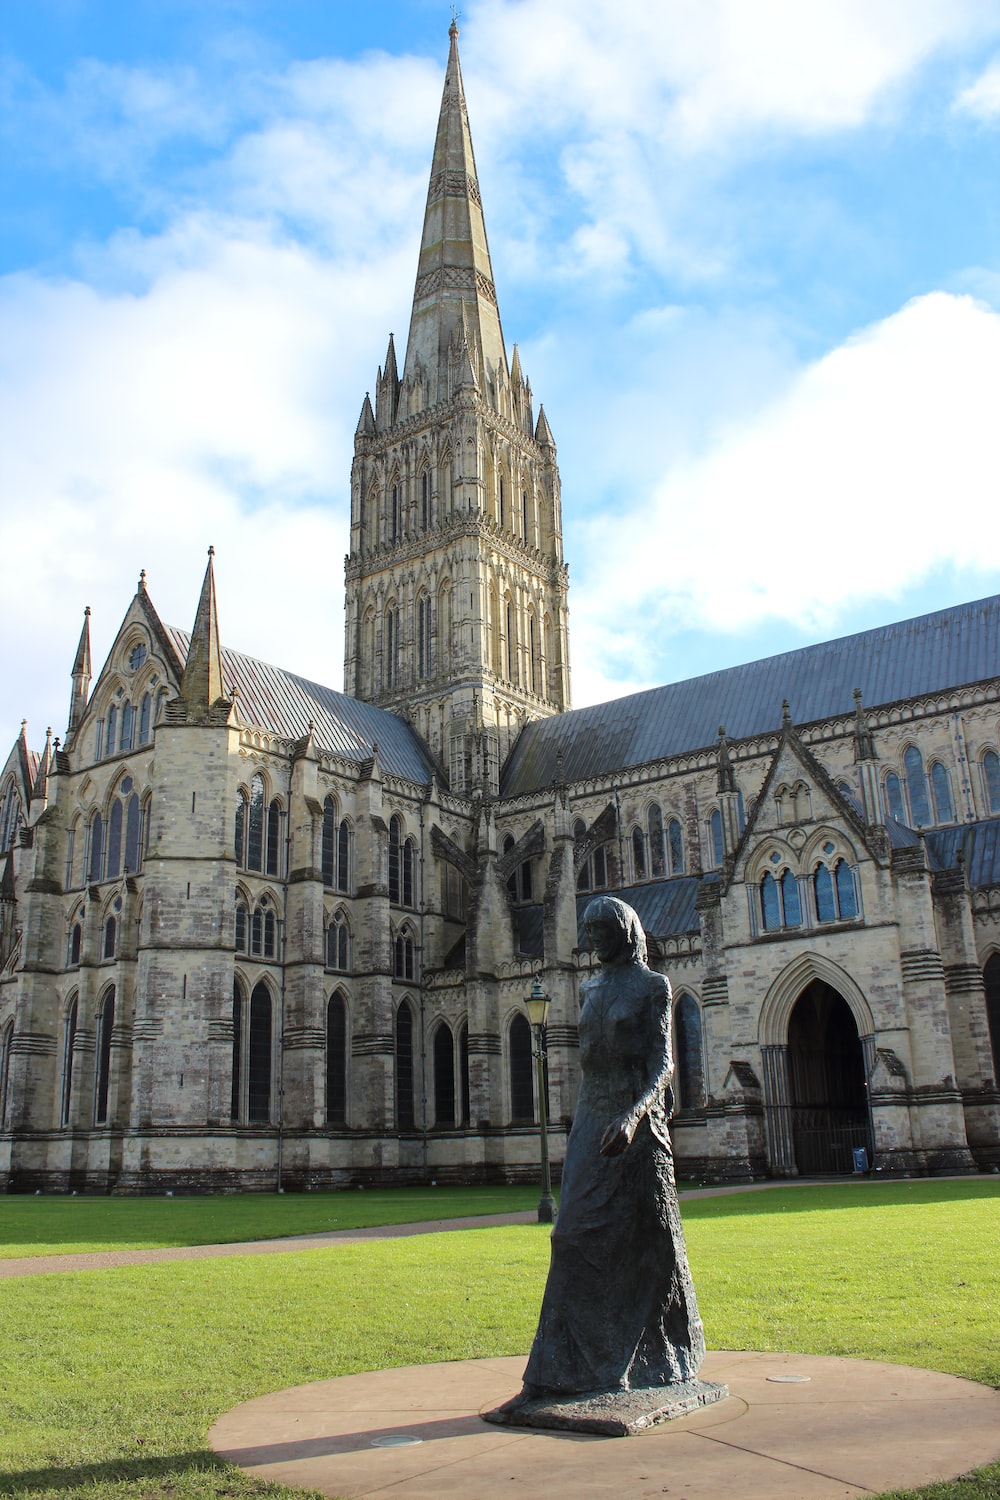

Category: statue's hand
[600, 1112, 638, 1157]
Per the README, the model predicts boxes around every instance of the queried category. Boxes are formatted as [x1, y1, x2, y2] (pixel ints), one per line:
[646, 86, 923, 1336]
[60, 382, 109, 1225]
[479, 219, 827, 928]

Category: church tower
[344, 21, 571, 793]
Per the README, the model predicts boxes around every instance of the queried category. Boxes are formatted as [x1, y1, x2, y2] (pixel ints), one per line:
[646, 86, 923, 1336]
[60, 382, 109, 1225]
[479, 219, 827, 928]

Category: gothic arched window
[68, 914, 83, 968]
[395, 1000, 415, 1131]
[417, 594, 432, 679]
[632, 826, 647, 881]
[674, 994, 704, 1110]
[984, 953, 1000, 1081]
[265, 799, 282, 877]
[509, 1012, 534, 1124]
[326, 990, 348, 1126]
[61, 996, 78, 1126]
[321, 796, 337, 887]
[247, 982, 272, 1123]
[0, 1018, 12, 1130]
[384, 605, 398, 691]
[885, 771, 905, 823]
[88, 812, 104, 882]
[394, 925, 415, 980]
[668, 817, 684, 875]
[904, 745, 931, 827]
[984, 750, 1000, 814]
[229, 981, 274, 1123]
[120, 701, 134, 753]
[930, 763, 954, 824]
[434, 1023, 456, 1127]
[94, 987, 115, 1124]
[337, 819, 351, 892]
[245, 774, 265, 871]
[106, 777, 141, 880]
[327, 910, 350, 971]
[420, 470, 429, 529]
[647, 805, 665, 878]
[235, 896, 249, 953]
[389, 815, 403, 903]
[761, 868, 801, 930]
[249, 896, 278, 959]
[709, 809, 724, 868]
[138, 693, 152, 746]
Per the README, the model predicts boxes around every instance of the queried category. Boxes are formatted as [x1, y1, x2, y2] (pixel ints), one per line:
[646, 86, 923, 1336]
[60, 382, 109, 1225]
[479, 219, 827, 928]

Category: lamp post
[524, 974, 556, 1224]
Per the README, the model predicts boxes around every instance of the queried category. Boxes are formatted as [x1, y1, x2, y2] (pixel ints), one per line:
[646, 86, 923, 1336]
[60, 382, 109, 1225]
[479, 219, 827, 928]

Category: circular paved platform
[209, 1350, 1000, 1500]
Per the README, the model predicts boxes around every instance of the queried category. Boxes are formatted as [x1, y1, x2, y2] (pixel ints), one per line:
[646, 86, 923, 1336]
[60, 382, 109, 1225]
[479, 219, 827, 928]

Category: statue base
[482, 1378, 729, 1437]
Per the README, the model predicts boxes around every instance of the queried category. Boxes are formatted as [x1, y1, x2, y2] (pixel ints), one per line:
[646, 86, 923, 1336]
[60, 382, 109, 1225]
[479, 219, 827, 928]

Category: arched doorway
[787, 980, 871, 1175]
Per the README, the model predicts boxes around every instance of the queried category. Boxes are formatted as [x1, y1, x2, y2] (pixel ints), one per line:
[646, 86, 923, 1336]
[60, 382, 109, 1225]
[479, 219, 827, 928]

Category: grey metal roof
[510, 875, 701, 958]
[502, 595, 1000, 797]
[168, 629, 437, 784]
[925, 819, 1000, 887]
[578, 880, 701, 942]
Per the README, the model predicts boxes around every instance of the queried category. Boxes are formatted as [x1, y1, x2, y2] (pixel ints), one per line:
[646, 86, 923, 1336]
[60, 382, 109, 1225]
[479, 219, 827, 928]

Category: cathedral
[2, 25, 1000, 1192]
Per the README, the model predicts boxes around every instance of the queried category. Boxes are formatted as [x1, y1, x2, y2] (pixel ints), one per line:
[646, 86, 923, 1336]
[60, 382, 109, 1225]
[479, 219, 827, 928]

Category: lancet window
[813, 855, 858, 923]
[761, 866, 801, 930]
[231, 979, 272, 1124]
[395, 1000, 416, 1130]
[326, 910, 350, 971]
[388, 815, 415, 907]
[433, 1023, 456, 1128]
[983, 750, 1000, 814]
[327, 990, 348, 1126]
[94, 987, 115, 1124]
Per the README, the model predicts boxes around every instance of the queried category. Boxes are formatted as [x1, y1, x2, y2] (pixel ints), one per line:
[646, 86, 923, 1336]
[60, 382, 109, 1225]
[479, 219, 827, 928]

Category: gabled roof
[502, 594, 1000, 797]
[167, 630, 437, 784]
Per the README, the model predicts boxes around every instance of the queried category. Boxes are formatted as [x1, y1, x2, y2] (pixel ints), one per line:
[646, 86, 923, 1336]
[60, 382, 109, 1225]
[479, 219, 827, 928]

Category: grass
[0, 1184, 543, 1258]
[1, 1179, 999, 1500]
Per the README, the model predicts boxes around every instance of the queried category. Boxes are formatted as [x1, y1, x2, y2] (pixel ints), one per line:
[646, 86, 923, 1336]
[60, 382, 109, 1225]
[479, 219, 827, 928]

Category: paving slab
[209, 1350, 1000, 1500]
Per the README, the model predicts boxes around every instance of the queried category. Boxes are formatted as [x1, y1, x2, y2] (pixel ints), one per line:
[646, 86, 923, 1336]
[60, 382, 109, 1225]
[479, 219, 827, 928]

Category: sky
[2, 0, 1000, 756]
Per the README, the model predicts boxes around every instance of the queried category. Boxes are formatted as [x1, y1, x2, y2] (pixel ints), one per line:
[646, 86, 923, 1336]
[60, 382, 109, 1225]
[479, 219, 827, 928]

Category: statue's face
[586, 915, 623, 962]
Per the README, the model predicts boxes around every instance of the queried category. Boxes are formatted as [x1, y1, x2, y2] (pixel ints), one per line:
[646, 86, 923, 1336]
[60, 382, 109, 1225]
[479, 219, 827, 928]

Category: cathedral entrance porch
[785, 980, 872, 1176]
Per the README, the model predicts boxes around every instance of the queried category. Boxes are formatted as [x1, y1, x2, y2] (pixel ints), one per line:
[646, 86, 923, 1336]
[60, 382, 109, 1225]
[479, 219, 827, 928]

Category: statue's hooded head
[583, 895, 647, 966]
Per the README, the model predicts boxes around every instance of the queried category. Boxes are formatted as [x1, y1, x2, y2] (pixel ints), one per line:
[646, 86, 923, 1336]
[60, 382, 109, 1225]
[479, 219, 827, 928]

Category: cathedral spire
[402, 20, 507, 403]
[68, 606, 92, 736]
[181, 548, 226, 722]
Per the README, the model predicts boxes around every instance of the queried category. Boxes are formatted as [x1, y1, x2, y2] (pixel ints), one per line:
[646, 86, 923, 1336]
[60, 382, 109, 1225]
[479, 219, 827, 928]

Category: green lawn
[0, 1184, 542, 1258]
[1, 1179, 999, 1500]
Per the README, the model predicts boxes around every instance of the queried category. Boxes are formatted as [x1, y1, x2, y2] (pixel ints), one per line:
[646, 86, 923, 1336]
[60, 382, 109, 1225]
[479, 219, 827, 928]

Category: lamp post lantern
[524, 974, 556, 1224]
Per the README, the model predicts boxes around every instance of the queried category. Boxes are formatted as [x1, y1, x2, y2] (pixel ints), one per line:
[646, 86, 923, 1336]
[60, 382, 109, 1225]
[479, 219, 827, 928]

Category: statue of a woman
[487, 896, 720, 1429]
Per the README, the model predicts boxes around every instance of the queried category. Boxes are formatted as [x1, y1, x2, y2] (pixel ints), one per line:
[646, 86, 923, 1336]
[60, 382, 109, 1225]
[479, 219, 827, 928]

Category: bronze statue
[485, 896, 726, 1434]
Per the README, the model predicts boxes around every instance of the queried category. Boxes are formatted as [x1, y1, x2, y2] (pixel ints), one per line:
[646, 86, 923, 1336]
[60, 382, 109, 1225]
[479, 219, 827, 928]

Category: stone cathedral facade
[2, 26, 1000, 1192]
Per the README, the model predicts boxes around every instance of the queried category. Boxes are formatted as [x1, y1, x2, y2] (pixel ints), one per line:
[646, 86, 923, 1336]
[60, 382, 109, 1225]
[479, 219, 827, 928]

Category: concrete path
[210, 1350, 1000, 1500]
[0, 1176, 926, 1279]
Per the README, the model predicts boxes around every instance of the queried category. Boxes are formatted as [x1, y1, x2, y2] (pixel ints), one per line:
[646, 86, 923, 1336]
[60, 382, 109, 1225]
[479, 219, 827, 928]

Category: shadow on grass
[681, 1176, 1000, 1219]
[0, 1449, 242, 1498]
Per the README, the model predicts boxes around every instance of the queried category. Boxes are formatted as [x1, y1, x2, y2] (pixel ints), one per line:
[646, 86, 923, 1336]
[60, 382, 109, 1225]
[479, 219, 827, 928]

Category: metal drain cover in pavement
[766, 1375, 811, 1383]
[371, 1435, 424, 1448]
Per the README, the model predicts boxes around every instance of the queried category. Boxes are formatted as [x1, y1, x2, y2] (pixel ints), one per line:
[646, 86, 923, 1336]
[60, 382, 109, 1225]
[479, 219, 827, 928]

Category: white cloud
[570, 291, 1000, 703]
[0, 216, 416, 753]
[954, 56, 1000, 118]
[463, 0, 1000, 282]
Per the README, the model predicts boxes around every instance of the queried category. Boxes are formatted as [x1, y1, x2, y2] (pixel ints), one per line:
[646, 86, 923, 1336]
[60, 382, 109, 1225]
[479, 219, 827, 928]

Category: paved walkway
[0, 1177, 884, 1278]
[210, 1350, 1000, 1500]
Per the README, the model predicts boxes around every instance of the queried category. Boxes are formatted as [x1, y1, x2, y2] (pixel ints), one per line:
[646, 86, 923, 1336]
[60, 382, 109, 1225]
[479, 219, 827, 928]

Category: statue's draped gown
[523, 964, 706, 1397]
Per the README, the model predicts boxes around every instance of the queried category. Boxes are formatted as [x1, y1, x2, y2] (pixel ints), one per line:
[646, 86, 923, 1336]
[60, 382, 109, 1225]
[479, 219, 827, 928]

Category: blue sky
[3, 0, 1000, 755]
